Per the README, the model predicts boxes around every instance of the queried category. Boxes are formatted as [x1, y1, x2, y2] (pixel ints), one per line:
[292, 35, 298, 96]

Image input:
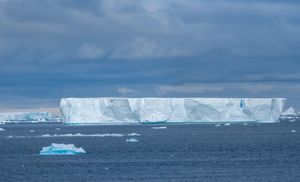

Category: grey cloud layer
[0, 0, 299, 109]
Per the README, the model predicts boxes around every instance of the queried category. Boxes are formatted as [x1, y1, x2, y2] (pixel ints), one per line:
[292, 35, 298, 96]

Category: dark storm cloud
[0, 0, 300, 109]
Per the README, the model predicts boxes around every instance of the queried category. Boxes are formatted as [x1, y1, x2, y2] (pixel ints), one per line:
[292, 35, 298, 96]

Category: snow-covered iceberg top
[281, 107, 298, 116]
[60, 98, 286, 124]
[0, 112, 55, 123]
[39, 143, 86, 155]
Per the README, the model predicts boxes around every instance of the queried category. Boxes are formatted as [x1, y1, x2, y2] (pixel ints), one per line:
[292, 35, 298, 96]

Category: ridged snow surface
[0, 112, 53, 122]
[60, 98, 286, 124]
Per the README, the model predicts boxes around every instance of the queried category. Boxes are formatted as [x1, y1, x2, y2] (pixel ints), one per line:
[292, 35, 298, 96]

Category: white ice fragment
[30, 130, 35, 132]
[224, 123, 231, 126]
[40, 133, 125, 137]
[39, 143, 86, 155]
[152, 126, 167, 129]
[127, 133, 141, 136]
[214, 124, 221, 127]
[243, 123, 248, 126]
[0, 127, 5, 131]
[291, 130, 296, 133]
[56, 128, 61, 130]
[126, 138, 139, 142]
[4, 133, 127, 138]
[281, 107, 298, 116]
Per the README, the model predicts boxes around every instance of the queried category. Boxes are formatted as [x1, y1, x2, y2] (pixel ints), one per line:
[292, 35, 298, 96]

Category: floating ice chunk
[126, 138, 139, 142]
[4, 133, 133, 138]
[127, 133, 141, 136]
[214, 124, 221, 127]
[0, 127, 5, 131]
[224, 123, 231, 126]
[243, 123, 248, 126]
[39, 143, 86, 155]
[281, 107, 298, 116]
[30, 130, 35, 133]
[39, 133, 125, 137]
[152, 126, 167, 129]
[56, 128, 61, 130]
[291, 130, 296, 133]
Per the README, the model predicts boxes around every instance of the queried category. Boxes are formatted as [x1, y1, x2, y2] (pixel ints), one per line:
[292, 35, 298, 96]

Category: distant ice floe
[39, 143, 86, 155]
[41, 133, 124, 137]
[280, 107, 300, 122]
[0, 127, 5, 131]
[281, 107, 298, 116]
[224, 123, 231, 126]
[291, 130, 296, 133]
[127, 133, 141, 136]
[126, 138, 139, 142]
[5, 133, 141, 138]
[29, 130, 35, 133]
[214, 124, 221, 127]
[152, 126, 167, 130]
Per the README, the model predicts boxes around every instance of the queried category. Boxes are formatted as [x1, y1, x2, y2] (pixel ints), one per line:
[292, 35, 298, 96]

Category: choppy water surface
[0, 121, 299, 181]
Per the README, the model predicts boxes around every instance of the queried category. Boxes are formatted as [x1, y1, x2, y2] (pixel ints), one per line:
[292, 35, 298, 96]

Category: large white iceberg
[39, 143, 86, 155]
[60, 98, 286, 124]
[0, 112, 57, 123]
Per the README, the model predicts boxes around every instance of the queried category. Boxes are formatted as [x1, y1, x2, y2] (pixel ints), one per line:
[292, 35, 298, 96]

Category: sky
[0, 0, 300, 111]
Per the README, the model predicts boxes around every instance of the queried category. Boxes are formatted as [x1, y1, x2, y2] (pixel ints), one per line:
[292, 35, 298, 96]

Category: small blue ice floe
[39, 143, 86, 155]
[126, 138, 139, 143]
[152, 126, 167, 130]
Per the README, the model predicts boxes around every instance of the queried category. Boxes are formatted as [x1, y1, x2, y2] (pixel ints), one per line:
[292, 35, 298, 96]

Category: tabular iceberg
[0, 112, 54, 123]
[60, 98, 285, 124]
[39, 143, 86, 155]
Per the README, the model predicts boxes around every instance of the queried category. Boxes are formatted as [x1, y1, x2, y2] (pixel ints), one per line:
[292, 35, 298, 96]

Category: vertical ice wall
[60, 98, 286, 124]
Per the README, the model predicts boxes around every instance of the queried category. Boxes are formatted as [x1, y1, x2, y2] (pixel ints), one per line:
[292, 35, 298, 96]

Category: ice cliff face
[0, 112, 53, 123]
[60, 98, 286, 124]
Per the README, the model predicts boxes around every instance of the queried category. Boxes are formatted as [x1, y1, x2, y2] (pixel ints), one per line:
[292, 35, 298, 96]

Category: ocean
[0, 121, 299, 181]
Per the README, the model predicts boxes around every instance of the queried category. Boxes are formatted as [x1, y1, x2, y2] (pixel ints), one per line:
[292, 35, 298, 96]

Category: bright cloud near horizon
[0, 0, 300, 110]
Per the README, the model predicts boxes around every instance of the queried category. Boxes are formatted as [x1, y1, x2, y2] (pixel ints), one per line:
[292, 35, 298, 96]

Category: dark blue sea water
[0, 121, 299, 181]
